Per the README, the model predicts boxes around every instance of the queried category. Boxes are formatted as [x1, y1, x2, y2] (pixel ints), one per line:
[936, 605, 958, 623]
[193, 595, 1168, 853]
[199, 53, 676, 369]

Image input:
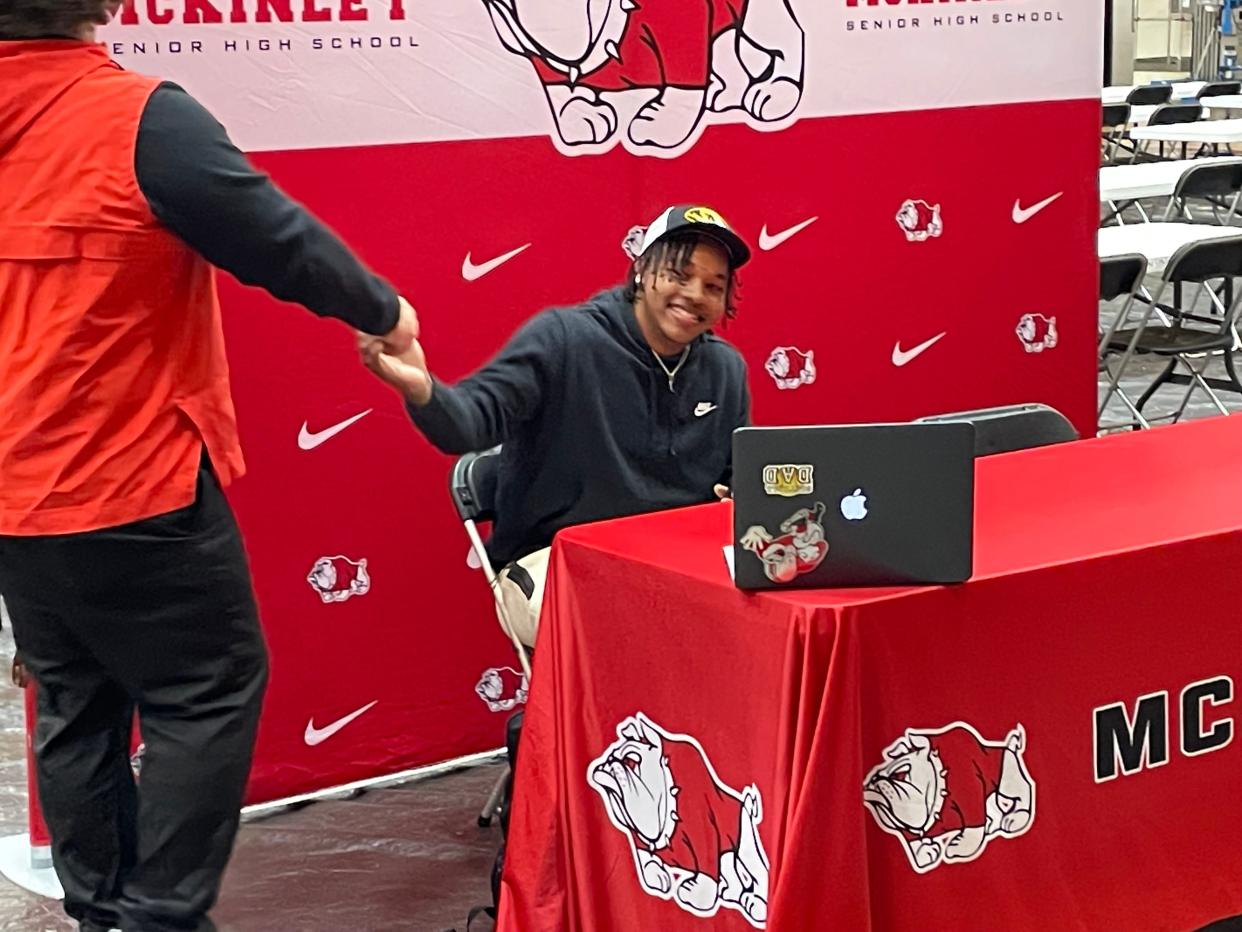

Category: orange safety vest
[0, 41, 245, 535]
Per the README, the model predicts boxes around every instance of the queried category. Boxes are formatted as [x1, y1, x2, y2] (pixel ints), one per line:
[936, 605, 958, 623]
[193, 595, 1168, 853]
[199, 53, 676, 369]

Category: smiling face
[632, 236, 732, 356]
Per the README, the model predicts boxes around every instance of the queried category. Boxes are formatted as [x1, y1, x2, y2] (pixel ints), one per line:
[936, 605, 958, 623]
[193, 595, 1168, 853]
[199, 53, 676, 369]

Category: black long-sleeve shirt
[409, 287, 750, 566]
[134, 83, 398, 335]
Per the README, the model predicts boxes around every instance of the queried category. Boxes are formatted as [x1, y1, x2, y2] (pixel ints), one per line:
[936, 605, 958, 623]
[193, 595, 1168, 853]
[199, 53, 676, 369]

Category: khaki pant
[494, 547, 549, 649]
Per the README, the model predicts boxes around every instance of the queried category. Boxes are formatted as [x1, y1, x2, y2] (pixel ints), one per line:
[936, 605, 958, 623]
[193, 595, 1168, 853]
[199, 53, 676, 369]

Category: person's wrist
[406, 376, 433, 408]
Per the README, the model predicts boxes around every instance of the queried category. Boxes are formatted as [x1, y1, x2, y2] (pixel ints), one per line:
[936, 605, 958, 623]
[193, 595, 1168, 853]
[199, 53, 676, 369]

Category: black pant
[0, 461, 269, 932]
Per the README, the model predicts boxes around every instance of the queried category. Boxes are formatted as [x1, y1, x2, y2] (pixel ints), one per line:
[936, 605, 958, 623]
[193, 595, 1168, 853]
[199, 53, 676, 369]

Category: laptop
[730, 422, 975, 590]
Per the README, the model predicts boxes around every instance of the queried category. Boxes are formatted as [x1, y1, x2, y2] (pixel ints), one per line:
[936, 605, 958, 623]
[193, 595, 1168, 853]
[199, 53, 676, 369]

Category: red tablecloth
[498, 416, 1242, 932]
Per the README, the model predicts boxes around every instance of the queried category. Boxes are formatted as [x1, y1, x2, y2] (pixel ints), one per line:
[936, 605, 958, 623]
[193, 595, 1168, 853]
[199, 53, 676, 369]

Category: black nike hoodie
[408, 286, 750, 565]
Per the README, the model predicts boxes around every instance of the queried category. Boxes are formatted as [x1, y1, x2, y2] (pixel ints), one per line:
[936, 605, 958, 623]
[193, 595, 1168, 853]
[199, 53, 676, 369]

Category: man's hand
[11, 655, 29, 689]
[714, 484, 731, 500]
[360, 332, 434, 407]
[372, 295, 419, 356]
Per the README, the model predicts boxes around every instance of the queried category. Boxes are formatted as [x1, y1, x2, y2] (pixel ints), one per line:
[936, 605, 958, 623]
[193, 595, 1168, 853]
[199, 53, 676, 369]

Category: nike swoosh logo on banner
[1012, 192, 1063, 224]
[298, 409, 373, 451]
[892, 332, 946, 367]
[462, 243, 531, 281]
[758, 216, 818, 251]
[304, 700, 379, 746]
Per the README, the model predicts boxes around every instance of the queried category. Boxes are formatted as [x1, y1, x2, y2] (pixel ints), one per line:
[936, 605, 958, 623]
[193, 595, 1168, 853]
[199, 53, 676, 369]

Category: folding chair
[1197, 81, 1242, 98]
[1102, 103, 1131, 166]
[1126, 85, 1174, 106]
[915, 403, 1078, 455]
[449, 446, 532, 828]
[1105, 235, 1242, 424]
[1098, 253, 1152, 430]
[1160, 160, 1242, 223]
[1133, 103, 1204, 162]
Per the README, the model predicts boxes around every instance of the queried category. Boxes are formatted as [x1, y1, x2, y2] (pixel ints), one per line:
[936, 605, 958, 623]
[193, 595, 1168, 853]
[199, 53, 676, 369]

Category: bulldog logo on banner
[896, 198, 944, 242]
[475, 666, 529, 712]
[306, 555, 371, 603]
[863, 721, 1035, 873]
[764, 346, 817, 390]
[588, 713, 771, 926]
[1016, 313, 1058, 353]
[480, 0, 805, 156]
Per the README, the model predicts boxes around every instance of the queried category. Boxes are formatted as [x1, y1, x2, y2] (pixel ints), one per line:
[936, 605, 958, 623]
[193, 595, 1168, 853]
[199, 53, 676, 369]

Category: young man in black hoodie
[362, 204, 751, 646]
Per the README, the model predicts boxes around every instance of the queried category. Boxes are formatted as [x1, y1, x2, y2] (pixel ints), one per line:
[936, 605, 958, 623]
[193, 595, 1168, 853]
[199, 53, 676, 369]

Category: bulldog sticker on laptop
[739, 502, 829, 584]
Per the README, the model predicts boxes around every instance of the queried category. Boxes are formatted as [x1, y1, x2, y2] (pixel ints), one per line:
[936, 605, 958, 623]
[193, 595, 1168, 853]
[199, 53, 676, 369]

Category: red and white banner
[88, 0, 1103, 803]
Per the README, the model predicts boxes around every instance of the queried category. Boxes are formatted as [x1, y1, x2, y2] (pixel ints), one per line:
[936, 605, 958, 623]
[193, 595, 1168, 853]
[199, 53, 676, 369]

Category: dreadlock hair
[0, 0, 110, 38]
[622, 231, 741, 320]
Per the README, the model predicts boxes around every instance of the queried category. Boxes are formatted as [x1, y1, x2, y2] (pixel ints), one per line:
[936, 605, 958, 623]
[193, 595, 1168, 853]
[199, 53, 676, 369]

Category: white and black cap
[638, 205, 751, 269]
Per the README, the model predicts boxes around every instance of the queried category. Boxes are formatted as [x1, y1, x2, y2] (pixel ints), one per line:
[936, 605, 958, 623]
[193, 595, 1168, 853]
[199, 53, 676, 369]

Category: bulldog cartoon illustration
[765, 346, 816, 391]
[621, 224, 647, 259]
[482, 0, 805, 154]
[740, 502, 829, 584]
[475, 666, 529, 712]
[306, 555, 371, 604]
[896, 199, 944, 243]
[1016, 313, 1058, 353]
[863, 722, 1035, 873]
[588, 713, 770, 927]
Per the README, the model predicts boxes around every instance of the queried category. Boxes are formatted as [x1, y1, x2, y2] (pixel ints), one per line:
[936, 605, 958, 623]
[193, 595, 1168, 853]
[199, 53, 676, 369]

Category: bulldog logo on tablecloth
[1015, 313, 1058, 353]
[896, 199, 943, 243]
[307, 555, 371, 604]
[475, 666, 529, 712]
[765, 346, 816, 391]
[740, 502, 829, 584]
[480, 0, 805, 156]
[863, 722, 1035, 873]
[588, 713, 770, 927]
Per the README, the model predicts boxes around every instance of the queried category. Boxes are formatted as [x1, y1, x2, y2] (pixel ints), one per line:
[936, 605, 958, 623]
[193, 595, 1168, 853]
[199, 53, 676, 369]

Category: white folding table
[1200, 95, 1242, 113]
[1098, 222, 1239, 273]
[1100, 158, 1241, 202]
[1131, 118, 1242, 146]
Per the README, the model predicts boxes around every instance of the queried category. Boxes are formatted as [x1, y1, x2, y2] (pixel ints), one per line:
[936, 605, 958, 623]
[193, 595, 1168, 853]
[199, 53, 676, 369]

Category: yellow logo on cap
[684, 207, 727, 228]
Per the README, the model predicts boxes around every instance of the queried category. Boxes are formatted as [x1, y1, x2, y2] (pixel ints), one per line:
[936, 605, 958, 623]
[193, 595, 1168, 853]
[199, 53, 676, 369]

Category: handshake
[357, 295, 434, 407]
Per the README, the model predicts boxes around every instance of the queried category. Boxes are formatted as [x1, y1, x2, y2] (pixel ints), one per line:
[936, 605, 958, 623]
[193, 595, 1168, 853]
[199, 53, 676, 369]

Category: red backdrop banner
[215, 98, 1100, 802]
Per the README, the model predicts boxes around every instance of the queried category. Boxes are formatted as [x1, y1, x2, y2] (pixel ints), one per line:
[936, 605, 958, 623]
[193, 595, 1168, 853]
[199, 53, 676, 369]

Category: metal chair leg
[478, 764, 510, 828]
[1136, 358, 1178, 412]
[1225, 347, 1242, 394]
[1181, 354, 1233, 417]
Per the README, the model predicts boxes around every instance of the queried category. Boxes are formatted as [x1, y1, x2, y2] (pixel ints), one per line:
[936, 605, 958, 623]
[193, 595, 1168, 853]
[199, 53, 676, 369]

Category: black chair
[1106, 235, 1242, 424]
[1126, 85, 1173, 106]
[1161, 160, 1242, 223]
[915, 403, 1078, 456]
[1102, 103, 1132, 165]
[450, 446, 502, 545]
[449, 446, 532, 827]
[1198, 81, 1242, 98]
[1135, 103, 1204, 162]
[1098, 254, 1151, 430]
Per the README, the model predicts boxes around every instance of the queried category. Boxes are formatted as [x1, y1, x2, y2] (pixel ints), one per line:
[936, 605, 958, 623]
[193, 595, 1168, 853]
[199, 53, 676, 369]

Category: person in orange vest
[0, 3, 417, 929]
